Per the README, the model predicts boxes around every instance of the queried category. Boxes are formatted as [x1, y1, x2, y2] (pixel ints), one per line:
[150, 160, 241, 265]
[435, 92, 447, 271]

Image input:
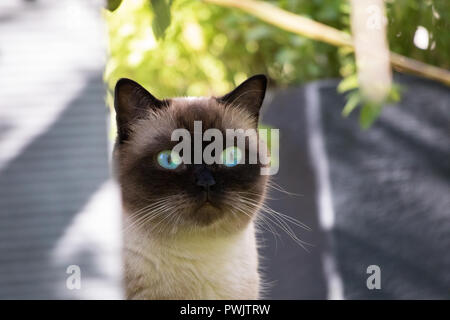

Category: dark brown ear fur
[217, 74, 267, 120]
[114, 78, 166, 143]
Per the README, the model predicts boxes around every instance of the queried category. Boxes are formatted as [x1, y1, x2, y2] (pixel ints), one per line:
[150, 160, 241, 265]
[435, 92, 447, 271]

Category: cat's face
[114, 75, 269, 236]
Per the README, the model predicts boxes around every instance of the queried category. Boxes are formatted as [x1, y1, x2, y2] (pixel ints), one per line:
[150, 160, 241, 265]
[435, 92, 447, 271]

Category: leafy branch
[105, 0, 450, 128]
[203, 0, 450, 86]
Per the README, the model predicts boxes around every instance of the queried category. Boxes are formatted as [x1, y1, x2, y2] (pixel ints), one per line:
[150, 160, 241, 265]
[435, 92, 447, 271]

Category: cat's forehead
[165, 97, 255, 131]
[129, 96, 256, 150]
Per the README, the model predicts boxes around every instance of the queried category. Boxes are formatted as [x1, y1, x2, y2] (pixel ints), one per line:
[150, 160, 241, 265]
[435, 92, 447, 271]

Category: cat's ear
[217, 74, 267, 119]
[114, 78, 165, 143]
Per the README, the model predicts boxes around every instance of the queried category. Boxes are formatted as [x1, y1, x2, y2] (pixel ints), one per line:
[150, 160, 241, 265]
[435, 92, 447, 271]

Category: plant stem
[204, 0, 450, 86]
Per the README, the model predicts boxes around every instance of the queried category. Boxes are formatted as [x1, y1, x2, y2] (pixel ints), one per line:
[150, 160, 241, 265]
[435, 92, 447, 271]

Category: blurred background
[0, 0, 449, 299]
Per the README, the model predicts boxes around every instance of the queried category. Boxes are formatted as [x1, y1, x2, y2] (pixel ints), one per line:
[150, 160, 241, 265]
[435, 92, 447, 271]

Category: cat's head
[114, 75, 269, 236]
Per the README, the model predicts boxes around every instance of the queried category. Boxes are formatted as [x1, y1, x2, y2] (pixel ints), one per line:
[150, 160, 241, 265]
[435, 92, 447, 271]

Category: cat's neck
[123, 219, 260, 299]
[124, 219, 257, 258]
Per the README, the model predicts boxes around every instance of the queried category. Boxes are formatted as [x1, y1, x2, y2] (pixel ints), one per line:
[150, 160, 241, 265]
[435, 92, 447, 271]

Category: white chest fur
[123, 223, 260, 299]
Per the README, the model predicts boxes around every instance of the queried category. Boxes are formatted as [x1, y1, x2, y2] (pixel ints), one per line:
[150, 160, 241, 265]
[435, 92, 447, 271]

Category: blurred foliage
[104, 0, 449, 127]
[337, 0, 448, 128]
[104, 0, 343, 99]
[387, 0, 449, 69]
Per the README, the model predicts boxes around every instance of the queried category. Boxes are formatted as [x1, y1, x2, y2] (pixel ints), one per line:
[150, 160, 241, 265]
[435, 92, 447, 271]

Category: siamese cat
[113, 75, 269, 299]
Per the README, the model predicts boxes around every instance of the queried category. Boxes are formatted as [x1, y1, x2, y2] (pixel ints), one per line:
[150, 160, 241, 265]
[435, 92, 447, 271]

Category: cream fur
[123, 220, 260, 300]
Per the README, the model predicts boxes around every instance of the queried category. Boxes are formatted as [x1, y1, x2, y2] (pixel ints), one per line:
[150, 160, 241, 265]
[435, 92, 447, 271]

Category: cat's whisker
[260, 204, 310, 230]
[239, 201, 302, 241]
[237, 195, 311, 231]
[234, 208, 281, 248]
[233, 190, 278, 201]
[231, 194, 311, 249]
[128, 197, 174, 218]
[149, 206, 179, 233]
[128, 204, 178, 232]
[124, 195, 187, 232]
[125, 202, 173, 230]
[249, 205, 307, 244]
[266, 180, 303, 197]
[131, 193, 187, 216]
[137, 194, 181, 204]
[223, 193, 282, 244]
[125, 207, 168, 232]
[230, 205, 279, 239]
[137, 196, 188, 231]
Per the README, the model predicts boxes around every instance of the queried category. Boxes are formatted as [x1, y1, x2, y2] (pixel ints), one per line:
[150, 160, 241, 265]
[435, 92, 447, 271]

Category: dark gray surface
[0, 0, 122, 299]
[0, 77, 110, 298]
[259, 88, 328, 299]
[258, 74, 449, 299]
[320, 74, 450, 299]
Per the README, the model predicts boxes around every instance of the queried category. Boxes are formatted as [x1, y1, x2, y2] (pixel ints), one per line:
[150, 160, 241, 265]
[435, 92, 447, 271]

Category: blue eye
[221, 147, 242, 167]
[157, 150, 182, 170]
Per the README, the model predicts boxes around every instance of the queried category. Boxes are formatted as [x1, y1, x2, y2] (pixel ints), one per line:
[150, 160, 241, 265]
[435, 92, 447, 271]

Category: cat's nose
[194, 165, 216, 190]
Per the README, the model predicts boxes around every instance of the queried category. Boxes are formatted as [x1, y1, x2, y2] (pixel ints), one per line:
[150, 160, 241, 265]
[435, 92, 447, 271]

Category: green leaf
[388, 84, 402, 102]
[342, 92, 361, 117]
[337, 74, 358, 93]
[359, 103, 382, 129]
[106, 0, 123, 12]
[150, 0, 173, 39]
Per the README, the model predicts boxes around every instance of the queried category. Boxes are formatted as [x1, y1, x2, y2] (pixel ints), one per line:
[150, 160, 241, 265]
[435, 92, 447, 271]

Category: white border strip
[305, 82, 344, 300]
